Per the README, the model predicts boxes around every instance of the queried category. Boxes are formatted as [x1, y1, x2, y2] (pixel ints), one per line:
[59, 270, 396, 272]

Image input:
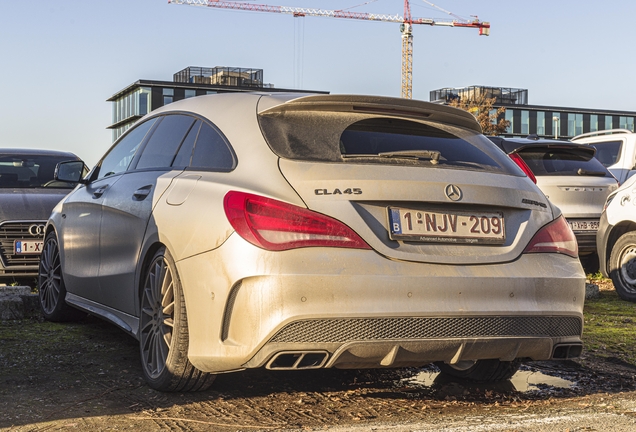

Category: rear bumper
[177, 234, 585, 373]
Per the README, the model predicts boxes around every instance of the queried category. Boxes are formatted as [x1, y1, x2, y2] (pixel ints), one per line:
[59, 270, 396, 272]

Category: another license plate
[15, 240, 44, 255]
[388, 207, 505, 244]
[568, 220, 599, 231]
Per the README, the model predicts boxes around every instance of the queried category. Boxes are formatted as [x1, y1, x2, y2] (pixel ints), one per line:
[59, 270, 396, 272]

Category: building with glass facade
[107, 66, 327, 142]
[430, 86, 636, 139]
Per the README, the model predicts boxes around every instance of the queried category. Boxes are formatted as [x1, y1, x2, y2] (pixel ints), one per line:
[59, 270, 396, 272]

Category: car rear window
[0, 155, 80, 189]
[258, 113, 521, 175]
[516, 147, 612, 177]
[587, 140, 622, 167]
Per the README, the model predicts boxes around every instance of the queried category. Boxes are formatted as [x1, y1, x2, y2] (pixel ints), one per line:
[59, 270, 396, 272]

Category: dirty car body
[40, 93, 586, 391]
[0, 149, 84, 286]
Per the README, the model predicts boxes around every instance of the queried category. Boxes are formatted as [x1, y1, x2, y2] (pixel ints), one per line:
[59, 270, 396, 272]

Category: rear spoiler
[258, 94, 482, 134]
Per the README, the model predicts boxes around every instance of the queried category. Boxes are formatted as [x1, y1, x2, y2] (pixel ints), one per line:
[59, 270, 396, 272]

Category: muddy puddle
[406, 368, 575, 393]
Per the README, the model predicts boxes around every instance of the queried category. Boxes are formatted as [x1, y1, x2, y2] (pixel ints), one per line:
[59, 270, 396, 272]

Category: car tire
[38, 232, 85, 322]
[139, 247, 216, 392]
[609, 232, 636, 302]
[435, 359, 521, 382]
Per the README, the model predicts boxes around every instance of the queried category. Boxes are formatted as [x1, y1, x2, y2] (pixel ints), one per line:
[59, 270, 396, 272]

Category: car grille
[0, 221, 45, 270]
[269, 316, 582, 343]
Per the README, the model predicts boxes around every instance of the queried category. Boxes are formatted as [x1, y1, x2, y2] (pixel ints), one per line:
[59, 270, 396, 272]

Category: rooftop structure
[430, 86, 528, 106]
[107, 66, 326, 142]
[431, 85, 636, 139]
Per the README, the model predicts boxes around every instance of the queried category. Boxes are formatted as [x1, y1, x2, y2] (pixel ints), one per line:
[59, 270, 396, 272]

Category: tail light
[508, 153, 537, 184]
[224, 191, 371, 251]
[523, 216, 578, 258]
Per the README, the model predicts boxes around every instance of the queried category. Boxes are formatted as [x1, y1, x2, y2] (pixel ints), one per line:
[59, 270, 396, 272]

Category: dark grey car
[0, 149, 85, 286]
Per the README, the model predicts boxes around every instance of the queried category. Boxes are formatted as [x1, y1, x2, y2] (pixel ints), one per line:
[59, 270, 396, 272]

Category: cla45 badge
[315, 188, 362, 195]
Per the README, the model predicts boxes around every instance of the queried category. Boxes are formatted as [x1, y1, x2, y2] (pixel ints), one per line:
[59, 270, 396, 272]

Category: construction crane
[169, 0, 490, 99]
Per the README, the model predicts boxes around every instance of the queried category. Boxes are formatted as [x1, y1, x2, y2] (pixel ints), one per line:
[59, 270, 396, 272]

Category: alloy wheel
[140, 255, 175, 379]
[39, 236, 61, 315]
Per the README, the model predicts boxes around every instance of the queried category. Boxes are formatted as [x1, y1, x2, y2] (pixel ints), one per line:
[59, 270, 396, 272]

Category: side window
[172, 120, 201, 168]
[136, 115, 196, 170]
[97, 118, 157, 180]
[190, 122, 236, 171]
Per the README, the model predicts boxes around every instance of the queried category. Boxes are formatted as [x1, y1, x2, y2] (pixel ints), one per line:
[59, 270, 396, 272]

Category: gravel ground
[2, 312, 636, 432]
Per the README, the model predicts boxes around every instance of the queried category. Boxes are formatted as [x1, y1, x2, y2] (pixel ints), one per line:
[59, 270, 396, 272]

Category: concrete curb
[0, 286, 40, 320]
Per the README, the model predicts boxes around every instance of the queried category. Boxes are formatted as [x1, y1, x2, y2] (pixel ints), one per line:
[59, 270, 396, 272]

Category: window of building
[138, 87, 151, 115]
[163, 88, 174, 106]
[505, 110, 514, 134]
[605, 115, 614, 130]
[521, 110, 529, 134]
[620, 116, 635, 132]
[185, 89, 196, 99]
[112, 87, 152, 125]
[536, 111, 545, 135]
[568, 113, 583, 137]
[590, 114, 598, 132]
[206, 91, 217, 95]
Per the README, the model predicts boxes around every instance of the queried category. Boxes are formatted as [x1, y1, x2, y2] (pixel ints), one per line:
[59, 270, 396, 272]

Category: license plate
[568, 220, 599, 231]
[388, 207, 505, 244]
[15, 240, 44, 255]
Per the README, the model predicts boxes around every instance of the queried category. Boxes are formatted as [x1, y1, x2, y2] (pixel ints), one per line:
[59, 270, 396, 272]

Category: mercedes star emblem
[445, 184, 462, 201]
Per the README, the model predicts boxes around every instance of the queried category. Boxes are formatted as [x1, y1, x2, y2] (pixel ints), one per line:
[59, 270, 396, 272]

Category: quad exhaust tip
[552, 343, 583, 359]
[266, 351, 329, 370]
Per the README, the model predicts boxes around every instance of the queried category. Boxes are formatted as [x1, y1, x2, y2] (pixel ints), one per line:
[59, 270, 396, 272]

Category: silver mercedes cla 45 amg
[39, 93, 585, 391]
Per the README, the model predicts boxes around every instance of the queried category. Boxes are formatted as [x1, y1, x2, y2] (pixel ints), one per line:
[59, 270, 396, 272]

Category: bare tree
[449, 95, 510, 136]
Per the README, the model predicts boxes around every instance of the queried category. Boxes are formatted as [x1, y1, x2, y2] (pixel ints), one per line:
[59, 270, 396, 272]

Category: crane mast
[169, 0, 490, 99]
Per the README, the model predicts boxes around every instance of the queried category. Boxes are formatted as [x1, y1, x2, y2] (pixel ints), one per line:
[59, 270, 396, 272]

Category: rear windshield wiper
[377, 150, 441, 164]
[577, 168, 607, 176]
[342, 150, 442, 165]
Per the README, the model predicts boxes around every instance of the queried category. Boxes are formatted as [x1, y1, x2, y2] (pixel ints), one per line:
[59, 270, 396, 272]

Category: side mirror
[55, 160, 87, 184]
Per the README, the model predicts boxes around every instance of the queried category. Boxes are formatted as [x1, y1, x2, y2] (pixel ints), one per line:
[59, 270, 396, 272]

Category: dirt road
[2, 314, 636, 431]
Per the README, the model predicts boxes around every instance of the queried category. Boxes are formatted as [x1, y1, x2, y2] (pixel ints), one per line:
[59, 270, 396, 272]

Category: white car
[596, 173, 636, 301]
[39, 93, 585, 391]
[573, 129, 636, 185]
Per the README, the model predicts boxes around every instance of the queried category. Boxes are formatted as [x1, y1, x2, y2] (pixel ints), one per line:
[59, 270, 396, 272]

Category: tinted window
[136, 115, 196, 170]
[0, 155, 80, 189]
[340, 118, 505, 171]
[98, 118, 157, 180]
[190, 122, 235, 170]
[588, 141, 622, 167]
[259, 112, 519, 175]
[172, 120, 201, 168]
[517, 147, 611, 177]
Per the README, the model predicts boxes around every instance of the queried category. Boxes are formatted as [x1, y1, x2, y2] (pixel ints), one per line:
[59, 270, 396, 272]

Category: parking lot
[2, 281, 636, 431]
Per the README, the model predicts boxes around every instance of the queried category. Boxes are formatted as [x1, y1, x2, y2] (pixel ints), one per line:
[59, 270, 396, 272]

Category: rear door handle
[93, 185, 108, 198]
[133, 185, 152, 200]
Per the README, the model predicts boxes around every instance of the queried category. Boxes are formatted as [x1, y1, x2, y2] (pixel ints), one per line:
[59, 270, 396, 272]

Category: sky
[1, 0, 635, 167]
